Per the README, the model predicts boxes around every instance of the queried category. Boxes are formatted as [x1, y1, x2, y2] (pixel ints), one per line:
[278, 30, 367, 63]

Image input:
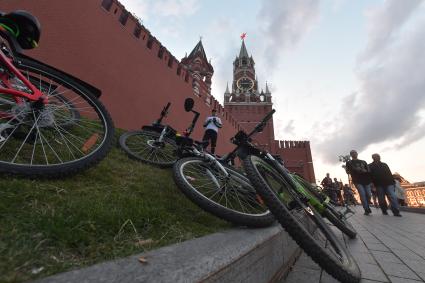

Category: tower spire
[187, 39, 208, 61]
[265, 81, 271, 94]
[239, 40, 249, 58]
[225, 82, 230, 94]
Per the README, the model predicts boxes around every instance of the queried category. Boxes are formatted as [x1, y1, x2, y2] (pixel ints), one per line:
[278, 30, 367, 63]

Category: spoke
[37, 127, 63, 163]
[30, 129, 39, 165]
[11, 111, 41, 163]
[51, 119, 76, 160]
[0, 121, 23, 151]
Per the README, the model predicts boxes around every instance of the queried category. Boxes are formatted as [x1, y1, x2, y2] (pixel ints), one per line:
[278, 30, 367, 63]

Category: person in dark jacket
[369, 153, 402, 216]
[321, 173, 334, 201]
[345, 150, 373, 215]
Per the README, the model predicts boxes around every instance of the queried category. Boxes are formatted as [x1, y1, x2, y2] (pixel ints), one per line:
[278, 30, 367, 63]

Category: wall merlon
[100, 0, 245, 132]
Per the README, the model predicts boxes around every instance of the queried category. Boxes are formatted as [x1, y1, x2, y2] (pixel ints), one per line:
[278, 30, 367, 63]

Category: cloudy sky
[120, 0, 425, 183]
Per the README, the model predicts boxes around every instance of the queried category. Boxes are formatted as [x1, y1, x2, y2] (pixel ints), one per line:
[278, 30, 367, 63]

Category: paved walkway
[283, 206, 425, 283]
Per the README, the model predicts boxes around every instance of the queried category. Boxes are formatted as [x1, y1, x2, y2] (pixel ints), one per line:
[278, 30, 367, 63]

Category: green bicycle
[231, 110, 360, 283]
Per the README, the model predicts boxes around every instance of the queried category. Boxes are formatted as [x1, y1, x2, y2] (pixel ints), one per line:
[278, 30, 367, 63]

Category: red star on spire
[240, 32, 247, 40]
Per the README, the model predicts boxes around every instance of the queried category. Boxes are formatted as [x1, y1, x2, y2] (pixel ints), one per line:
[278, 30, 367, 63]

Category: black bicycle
[231, 110, 361, 283]
[119, 102, 178, 167]
[171, 98, 275, 228]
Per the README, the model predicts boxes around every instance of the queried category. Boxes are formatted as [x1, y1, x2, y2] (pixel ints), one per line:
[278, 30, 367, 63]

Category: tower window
[119, 10, 129, 25]
[242, 59, 247, 65]
[101, 0, 113, 11]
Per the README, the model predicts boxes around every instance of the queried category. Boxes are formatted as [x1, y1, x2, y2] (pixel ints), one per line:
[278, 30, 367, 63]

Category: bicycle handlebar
[247, 109, 275, 138]
[161, 102, 171, 117]
[155, 102, 171, 125]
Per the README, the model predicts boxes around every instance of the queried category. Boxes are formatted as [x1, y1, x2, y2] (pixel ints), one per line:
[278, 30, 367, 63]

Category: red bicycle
[0, 10, 114, 177]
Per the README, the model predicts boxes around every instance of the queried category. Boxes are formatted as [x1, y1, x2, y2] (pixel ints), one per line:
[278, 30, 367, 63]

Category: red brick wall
[2, 0, 316, 182]
[1, 0, 241, 154]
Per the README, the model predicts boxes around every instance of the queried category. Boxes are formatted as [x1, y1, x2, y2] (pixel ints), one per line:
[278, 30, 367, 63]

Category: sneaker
[364, 211, 370, 215]
[394, 213, 402, 217]
[383, 211, 388, 215]
[367, 208, 372, 214]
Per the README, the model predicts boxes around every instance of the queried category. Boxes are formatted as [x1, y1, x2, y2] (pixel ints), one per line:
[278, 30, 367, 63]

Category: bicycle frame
[0, 34, 46, 105]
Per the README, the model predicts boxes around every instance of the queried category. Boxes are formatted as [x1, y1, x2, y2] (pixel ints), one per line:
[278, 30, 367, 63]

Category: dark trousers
[202, 129, 218, 154]
[376, 185, 400, 215]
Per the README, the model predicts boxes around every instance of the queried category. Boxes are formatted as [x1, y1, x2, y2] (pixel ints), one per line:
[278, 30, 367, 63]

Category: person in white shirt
[202, 109, 222, 154]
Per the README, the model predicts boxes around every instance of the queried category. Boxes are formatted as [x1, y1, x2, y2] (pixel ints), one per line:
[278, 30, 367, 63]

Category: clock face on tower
[237, 77, 254, 91]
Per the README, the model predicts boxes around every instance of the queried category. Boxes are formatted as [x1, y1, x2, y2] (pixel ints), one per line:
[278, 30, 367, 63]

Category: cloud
[152, 0, 200, 17]
[257, 0, 320, 71]
[283, 120, 296, 136]
[120, 0, 150, 20]
[207, 18, 240, 102]
[316, 1, 425, 163]
[360, 0, 422, 61]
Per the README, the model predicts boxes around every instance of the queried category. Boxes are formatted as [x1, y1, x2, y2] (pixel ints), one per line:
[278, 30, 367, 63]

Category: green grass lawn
[0, 145, 231, 283]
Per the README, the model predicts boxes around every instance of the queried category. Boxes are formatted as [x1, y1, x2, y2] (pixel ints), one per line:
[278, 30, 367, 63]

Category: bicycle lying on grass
[119, 102, 179, 167]
[232, 109, 361, 282]
[0, 10, 114, 177]
[171, 98, 274, 228]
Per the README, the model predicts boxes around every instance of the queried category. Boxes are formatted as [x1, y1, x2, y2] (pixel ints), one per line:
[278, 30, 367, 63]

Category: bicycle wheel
[323, 206, 357, 239]
[172, 156, 275, 227]
[0, 57, 114, 177]
[243, 155, 360, 283]
[119, 130, 177, 167]
[292, 174, 357, 238]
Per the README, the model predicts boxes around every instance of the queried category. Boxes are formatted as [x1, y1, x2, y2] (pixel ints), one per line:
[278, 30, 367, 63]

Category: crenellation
[98, 0, 253, 133]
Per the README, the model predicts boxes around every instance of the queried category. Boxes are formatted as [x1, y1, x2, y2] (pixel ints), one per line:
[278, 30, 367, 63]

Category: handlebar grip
[262, 109, 275, 124]
[164, 102, 171, 112]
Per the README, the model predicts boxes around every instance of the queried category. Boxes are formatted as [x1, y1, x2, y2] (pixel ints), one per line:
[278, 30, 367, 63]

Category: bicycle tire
[243, 155, 360, 283]
[172, 156, 275, 228]
[0, 57, 114, 177]
[119, 130, 178, 167]
[323, 207, 357, 239]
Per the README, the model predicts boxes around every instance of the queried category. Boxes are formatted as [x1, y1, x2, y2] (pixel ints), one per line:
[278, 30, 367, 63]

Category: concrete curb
[35, 224, 301, 283]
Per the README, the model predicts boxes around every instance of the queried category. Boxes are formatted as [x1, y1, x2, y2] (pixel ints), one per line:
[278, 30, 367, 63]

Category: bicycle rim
[179, 158, 270, 217]
[0, 59, 112, 170]
[119, 130, 177, 166]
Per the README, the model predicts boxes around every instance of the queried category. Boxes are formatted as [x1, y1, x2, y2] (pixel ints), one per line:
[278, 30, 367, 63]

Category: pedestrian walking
[333, 178, 343, 205]
[202, 109, 222, 154]
[393, 175, 406, 207]
[321, 173, 335, 201]
[369, 153, 402, 217]
[343, 184, 356, 205]
[345, 150, 373, 215]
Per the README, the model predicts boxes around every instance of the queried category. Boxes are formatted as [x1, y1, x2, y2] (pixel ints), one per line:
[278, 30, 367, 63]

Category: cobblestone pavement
[283, 206, 425, 283]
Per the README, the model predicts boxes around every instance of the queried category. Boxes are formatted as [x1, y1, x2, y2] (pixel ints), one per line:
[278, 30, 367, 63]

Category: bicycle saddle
[0, 10, 41, 49]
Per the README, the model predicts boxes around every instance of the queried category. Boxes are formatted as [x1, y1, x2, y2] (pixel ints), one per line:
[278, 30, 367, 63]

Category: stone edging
[35, 224, 301, 283]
